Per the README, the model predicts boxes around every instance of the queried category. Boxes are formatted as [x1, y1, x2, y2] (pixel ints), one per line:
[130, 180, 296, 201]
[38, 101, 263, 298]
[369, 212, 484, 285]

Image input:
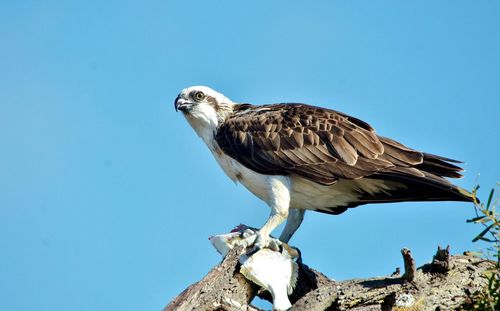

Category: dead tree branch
[165, 245, 496, 311]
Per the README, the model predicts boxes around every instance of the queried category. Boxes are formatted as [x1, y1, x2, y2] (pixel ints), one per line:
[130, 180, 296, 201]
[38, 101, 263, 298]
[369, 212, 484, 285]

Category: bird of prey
[174, 86, 473, 250]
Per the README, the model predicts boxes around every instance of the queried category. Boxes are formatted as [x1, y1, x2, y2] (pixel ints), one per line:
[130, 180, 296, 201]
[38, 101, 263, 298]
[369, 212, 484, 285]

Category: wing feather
[216, 104, 388, 185]
[215, 103, 467, 193]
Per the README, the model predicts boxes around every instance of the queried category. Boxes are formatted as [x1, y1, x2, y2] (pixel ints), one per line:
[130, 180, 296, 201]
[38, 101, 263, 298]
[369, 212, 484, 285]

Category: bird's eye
[193, 91, 205, 101]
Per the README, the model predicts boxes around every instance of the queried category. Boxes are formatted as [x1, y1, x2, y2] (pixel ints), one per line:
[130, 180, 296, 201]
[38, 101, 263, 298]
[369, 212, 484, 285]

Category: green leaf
[487, 188, 495, 210]
[467, 216, 487, 223]
[472, 223, 496, 242]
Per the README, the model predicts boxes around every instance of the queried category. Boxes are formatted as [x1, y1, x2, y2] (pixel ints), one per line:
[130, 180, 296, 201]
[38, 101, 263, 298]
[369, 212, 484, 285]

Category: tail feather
[344, 153, 474, 207]
[415, 153, 464, 179]
[369, 149, 473, 203]
[315, 172, 473, 216]
[369, 171, 474, 203]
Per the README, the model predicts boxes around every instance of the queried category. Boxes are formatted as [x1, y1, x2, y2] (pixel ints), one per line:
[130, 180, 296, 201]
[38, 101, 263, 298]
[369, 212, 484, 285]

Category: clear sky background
[1, 1, 499, 310]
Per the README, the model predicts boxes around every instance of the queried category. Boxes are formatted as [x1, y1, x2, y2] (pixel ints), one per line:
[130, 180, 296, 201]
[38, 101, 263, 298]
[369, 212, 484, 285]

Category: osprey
[174, 86, 473, 250]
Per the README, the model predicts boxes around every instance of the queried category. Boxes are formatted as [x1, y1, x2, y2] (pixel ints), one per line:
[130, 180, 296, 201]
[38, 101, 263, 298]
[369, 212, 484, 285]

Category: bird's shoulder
[223, 102, 374, 132]
[218, 103, 384, 161]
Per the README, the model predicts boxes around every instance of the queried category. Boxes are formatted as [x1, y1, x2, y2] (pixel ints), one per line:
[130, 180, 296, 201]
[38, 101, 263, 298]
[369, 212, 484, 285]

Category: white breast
[212, 148, 274, 204]
[184, 110, 283, 205]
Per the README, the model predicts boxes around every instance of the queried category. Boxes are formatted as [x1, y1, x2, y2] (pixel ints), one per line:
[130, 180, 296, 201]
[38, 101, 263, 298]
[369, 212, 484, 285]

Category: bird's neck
[185, 102, 234, 150]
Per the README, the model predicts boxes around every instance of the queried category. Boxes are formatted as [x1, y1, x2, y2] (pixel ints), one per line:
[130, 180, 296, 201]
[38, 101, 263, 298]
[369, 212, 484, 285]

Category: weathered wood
[333, 253, 495, 310]
[401, 248, 416, 282]
[430, 245, 451, 273]
[165, 247, 497, 311]
[164, 247, 258, 311]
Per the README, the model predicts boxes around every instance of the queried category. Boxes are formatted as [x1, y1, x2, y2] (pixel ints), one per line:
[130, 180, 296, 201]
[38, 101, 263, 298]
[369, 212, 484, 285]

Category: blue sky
[0, 1, 499, 310]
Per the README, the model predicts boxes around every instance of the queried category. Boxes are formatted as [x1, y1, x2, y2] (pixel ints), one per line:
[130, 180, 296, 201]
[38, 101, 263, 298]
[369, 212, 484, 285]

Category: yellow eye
[193, 91, 205, 101]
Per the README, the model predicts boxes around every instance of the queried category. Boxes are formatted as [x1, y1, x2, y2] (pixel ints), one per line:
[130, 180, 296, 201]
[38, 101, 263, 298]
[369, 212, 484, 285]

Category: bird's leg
[237, 212, 287, 252]
[238, 176, 291, 252]
[253, 209, 288, 251]
[279, 208, 305, 243]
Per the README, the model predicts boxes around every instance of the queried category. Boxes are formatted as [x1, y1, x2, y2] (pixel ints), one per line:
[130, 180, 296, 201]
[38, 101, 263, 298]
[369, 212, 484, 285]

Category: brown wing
[216, 104, 394, 185]
[217, 103, 464, 178]
[215, 103, 472, 205]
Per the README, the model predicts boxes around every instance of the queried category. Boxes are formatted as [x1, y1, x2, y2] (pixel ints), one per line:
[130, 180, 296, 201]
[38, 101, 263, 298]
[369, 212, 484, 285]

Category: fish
[209, 225, 299, 311]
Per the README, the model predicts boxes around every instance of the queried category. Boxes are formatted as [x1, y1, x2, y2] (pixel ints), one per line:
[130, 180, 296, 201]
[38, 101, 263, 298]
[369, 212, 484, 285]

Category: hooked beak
[174, 95, 190, 112]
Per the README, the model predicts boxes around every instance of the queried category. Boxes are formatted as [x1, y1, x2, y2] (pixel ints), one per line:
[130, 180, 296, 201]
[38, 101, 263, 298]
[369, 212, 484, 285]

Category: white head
[174, 86, 235, 144]
[175, 86, 234, 122]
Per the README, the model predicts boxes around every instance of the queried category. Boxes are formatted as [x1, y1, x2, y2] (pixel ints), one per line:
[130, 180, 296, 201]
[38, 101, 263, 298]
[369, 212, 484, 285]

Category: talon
[253, 232, 266, 250]
[241, 228, 255, 239]
[230, 230, 257, 251]
[267, 238, 282, 252]
[252, 232, 282, 252]
[230, 229, 284, 254]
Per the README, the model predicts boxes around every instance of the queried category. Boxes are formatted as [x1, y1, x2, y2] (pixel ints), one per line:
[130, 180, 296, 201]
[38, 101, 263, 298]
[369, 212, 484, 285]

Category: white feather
[290, 176, 405, 211]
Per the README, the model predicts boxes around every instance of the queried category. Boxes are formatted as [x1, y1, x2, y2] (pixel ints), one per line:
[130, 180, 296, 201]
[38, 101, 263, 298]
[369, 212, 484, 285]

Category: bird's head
[174, 86, 234, 125]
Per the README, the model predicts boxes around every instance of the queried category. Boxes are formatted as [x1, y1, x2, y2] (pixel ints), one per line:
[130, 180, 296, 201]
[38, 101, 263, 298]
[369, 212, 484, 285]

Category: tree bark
[164, 246, 496, 311]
